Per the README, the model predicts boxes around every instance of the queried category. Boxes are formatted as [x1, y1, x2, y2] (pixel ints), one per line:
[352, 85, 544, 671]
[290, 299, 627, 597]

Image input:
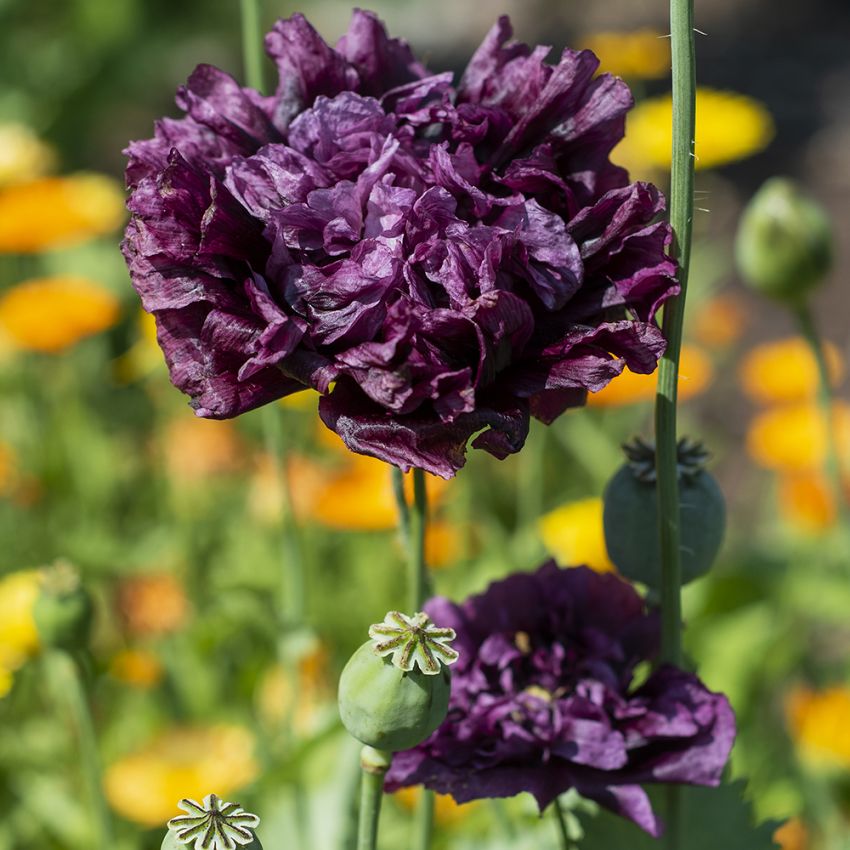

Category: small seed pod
[34, 562, 93, 652]
[603, 438, 725, 590]
[161, 794, 262, 850]
[338, 611, 459, 752]
[736, 177, 832, 304]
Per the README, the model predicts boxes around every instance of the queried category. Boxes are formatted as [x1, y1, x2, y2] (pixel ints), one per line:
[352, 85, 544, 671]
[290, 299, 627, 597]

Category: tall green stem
[239, 0, 265, 91]
[794, 303, 848, 521]
[48, 652, 113, 850]
[357, 747, 392, 850]
[654, 0, 696, 846]
[552, 798, 572, 850]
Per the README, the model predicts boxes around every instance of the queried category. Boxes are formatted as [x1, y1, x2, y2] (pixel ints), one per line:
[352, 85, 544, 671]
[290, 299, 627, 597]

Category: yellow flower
[740, 337, 844, 406]
[116, 574, 189, 639]
[588, 344, 712, 407]
[104, 724, 258, 826]
[279, 389, 320, 412]
[0, 666, 12, 699]
[0, 173, 125, 253]
[786, 685, 850, 770]
[0, 570, 41, 672]
[0, 275, 120, 353]
[777, 473, 839, 533]
[109, 649, 164, 689]
[393, 786, 478, 826]
[0, 124, 56, 188]
[538, 497, 615, 573]
[746, 402, 850, 473]
[773, 818, 808, 850]
[579, 29, 670, 80]
[615, 88, 774, 175]
[690, 294, 747, 350]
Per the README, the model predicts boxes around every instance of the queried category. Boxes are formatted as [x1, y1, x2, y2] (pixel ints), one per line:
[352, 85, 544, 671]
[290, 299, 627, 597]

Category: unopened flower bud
[338, 611, 459, 752]
[736, 177, 832, 303]
[34, 562, 93, 652]
[162, 795, 262, 850]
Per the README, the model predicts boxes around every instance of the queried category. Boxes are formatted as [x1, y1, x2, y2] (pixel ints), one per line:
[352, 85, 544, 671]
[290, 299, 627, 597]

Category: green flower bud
[736, 177, 833, 303]
[162, 795, 262, 850]
[603, 438, 726, 590]
[34, 562, 93, 652]
[338, 611, 459, 752]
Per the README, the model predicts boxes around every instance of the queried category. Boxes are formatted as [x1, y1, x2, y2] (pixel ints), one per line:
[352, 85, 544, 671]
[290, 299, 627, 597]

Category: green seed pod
[603, 438, 725, 590]
[736, 177, 832, 304]
[34, 562, 93, 652]
[162, 795, 262, 850]
[338, 611, 458, 752]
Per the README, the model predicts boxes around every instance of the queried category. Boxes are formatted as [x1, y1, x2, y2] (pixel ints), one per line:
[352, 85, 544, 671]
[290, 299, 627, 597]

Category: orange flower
[423, 521, 463, 569]
[538, 498, 616, 573]
[588, 344, 712, 407]
[777, 473, 842, 533]
[116, 573, 189, 638]
[747, 402, 850, 473]
[786, 685, 850, 770]
[109, 649, 163, 689]
[773, 818, 808, 850]
[393, 786, 478, 826]
[691, 294, 747, 350]
[579, 29, 670, 80]
[0, 276, 120, 353]
[0, 442, 18, 498]
[740, 338, 843, 406]
[104, 725, 258, 826]
[161, 416, 243, 483]
[0, 173, 125, 252]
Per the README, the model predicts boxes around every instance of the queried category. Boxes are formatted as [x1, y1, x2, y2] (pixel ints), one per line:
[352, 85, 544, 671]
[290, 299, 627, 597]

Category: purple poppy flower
[123, 11, 678, 478]
[385, 562, 735, 836]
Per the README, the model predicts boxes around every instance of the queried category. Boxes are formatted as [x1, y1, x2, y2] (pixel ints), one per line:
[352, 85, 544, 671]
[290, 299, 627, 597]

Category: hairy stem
[655, 0, 696, 845]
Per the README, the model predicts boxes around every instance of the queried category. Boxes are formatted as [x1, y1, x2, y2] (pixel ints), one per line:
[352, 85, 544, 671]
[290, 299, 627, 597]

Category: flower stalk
[654, 0, 696, 845]
[239, 0, 265, 92]
[357, 747, 392, 850]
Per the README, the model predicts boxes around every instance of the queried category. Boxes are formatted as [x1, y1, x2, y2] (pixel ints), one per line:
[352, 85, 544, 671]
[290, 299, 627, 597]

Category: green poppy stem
[357, 747, 392, 850]
[655, 0, 696, 846]
[239, 0, 266, 91]
[552, 798, 572, 850]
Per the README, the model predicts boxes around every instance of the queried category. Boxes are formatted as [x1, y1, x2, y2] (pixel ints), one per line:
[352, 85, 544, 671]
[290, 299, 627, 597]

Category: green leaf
[578, 782, 779, 850]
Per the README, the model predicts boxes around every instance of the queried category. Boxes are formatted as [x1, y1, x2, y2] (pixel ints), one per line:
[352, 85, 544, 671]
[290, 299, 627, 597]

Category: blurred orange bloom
[538, 497, 615, 573]
[690, 294, 748, 350]
[740, 338, 843, 406]
[0, 124, 56, 188]
[0, 173, 125, 252]
[579, 29, 670, 80]
[777, 473, 843, 533]
[747, 402, 850, 473]
[161, 416, 243, 483]
[0, 442, 18, 498]
[773, 818, 808, 850]
[104, 724, 258, 826]
[393, 786, 478, 826]
[116, 573, 189, 638]
[423, 521, 463, 569]
[0, 275, 120, 353]
[786, 685, 850, 770]
[109, 649, 163, 689]
[588, 345, 712, 407]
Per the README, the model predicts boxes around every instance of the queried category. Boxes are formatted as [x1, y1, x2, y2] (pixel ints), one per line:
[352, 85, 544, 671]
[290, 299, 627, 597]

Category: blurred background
[1, 1, 849, 849]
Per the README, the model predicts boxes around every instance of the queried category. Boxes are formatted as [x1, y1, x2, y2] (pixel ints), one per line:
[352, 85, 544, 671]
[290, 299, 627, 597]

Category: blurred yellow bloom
[740, 338, 843, 406]
[257, 638, 332, 736]
[538, 497, 615, 573]
[786, 685, 850, 770]
[580, 29, 669, 80]
[773, 818, 808, 850]
[588, 344, 712, 407]
[161, 416, 243, 483]
[116, 573, 189, 638]
[0, 124, 56, 188]
[0, 667, 12, 699]
[104, 724, 258, 826]
[615, 88, 774, 174]
[393, 786, 478, 826]
[0, 275, 120, 353]
[777, 473, 839, 533]
[0, 570, 41, 672]
[690, 294, 747, 350]
[279, 389, 320, 411]
[747, 402, 850, 473]
[0, 173, 125, 252]
[109, 649, 164, 689]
